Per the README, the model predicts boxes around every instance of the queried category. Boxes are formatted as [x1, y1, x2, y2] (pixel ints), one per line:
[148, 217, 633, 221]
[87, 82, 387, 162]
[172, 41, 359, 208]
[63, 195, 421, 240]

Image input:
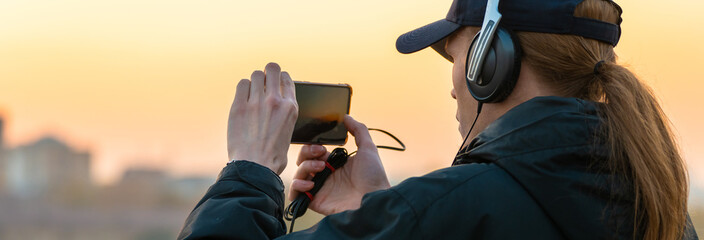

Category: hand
[288, 115, 390, 215]
[227, 62, 298, 175]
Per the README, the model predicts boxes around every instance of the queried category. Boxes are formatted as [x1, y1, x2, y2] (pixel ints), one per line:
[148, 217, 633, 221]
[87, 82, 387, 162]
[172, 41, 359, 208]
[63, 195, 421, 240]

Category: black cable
[453, 103, 483, 163]
[285, 127, 406, 233]
[368, 128, 406, 152]
[286, 201, 302, 233]
[285, 148, 348, 232]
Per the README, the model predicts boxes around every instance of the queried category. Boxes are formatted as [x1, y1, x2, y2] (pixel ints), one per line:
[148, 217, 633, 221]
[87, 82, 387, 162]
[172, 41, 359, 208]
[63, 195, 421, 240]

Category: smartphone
[291, 81, 352, 145]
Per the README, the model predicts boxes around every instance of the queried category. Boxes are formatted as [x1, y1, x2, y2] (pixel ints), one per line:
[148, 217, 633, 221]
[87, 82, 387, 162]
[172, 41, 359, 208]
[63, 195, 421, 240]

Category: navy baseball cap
[396, 0, 622, 56]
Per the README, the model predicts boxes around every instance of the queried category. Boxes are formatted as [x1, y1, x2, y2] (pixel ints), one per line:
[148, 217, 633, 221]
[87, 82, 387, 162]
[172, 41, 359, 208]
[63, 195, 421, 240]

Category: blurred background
[1, 0, 703, 239]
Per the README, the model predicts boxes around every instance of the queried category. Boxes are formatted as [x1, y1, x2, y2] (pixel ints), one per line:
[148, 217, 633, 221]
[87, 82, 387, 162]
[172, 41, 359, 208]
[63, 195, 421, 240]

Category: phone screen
[291, 82, 351, 145]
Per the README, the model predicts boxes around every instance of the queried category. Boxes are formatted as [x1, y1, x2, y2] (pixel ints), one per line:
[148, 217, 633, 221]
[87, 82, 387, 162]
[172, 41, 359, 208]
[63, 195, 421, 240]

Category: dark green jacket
[178, 96, 697, 239]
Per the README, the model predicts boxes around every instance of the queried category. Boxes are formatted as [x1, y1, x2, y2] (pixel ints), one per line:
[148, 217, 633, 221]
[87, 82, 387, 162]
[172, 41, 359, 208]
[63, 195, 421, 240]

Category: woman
[179, 0, 696, 239]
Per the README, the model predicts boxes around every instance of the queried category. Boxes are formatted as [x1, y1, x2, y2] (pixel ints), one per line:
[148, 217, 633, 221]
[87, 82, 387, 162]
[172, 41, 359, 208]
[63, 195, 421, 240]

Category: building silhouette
[4, 136, 92, 201]
[0, 113, 215, 239]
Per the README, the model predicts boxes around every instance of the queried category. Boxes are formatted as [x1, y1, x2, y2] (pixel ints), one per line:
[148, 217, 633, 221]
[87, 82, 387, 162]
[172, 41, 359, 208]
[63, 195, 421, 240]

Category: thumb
[344, 115, 376, 150]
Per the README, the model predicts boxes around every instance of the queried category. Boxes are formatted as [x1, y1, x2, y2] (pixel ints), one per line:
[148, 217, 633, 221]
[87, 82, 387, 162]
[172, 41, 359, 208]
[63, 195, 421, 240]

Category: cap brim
[396, 19, 461, 54]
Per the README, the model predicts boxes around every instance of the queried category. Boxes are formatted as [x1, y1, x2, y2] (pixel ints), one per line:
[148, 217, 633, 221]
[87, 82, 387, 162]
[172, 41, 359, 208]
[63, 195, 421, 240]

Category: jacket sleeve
[177, 160, 422, 240]
[177, 160, 287, 239]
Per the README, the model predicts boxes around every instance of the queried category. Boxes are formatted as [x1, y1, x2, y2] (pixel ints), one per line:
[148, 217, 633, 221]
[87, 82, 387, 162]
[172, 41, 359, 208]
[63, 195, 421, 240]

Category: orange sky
[1, 0, 703, 190]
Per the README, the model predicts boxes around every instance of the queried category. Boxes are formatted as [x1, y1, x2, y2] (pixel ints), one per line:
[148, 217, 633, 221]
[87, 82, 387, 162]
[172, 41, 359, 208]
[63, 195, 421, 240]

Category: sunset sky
[1, 0, 703, 196]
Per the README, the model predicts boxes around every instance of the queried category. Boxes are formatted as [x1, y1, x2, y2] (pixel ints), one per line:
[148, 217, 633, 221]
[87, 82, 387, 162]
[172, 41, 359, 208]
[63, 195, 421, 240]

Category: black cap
[396, 0, 622, 55]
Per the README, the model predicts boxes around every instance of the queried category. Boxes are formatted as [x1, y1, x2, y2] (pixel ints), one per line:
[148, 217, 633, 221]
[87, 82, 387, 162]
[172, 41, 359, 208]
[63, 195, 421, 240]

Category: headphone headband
[466, 0, 502, 84]
[464, 0, 521, 103]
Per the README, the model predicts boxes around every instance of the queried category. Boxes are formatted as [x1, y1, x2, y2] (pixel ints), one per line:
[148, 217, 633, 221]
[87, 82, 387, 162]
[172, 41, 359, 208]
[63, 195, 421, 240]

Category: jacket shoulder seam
[389, 188, 426, 240]
[409, 167, 502, 221]
[494, 143, 590, 161]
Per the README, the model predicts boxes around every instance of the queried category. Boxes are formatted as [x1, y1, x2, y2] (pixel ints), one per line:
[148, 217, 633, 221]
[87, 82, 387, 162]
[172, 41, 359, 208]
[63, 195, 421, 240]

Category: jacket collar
[454, 96, 601, 165]
[452, 97, 635, 239]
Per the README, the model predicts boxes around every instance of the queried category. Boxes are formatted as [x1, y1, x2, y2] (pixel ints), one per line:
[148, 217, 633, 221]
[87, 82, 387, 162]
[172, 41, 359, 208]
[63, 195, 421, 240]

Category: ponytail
[599, 62, 688, 239]
[599, 61, 689, 239]
[516, 0, 689, 239]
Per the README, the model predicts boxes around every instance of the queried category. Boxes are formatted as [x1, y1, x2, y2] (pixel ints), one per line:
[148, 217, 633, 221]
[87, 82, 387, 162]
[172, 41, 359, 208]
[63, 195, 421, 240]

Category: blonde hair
[514, 0, 689, 239]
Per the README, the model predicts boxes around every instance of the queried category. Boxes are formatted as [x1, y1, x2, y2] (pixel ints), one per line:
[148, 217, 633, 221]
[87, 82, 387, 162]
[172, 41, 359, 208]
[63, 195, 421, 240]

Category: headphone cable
[454, 102, 483, 163]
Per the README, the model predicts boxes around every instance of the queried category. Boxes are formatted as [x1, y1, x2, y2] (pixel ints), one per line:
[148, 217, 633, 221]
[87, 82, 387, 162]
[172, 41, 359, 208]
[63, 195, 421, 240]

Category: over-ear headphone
[464, 0, 521, 103]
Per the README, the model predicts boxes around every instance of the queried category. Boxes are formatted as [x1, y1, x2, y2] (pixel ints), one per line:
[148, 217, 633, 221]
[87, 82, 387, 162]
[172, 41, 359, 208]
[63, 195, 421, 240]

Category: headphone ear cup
[465, 27, 522, 103]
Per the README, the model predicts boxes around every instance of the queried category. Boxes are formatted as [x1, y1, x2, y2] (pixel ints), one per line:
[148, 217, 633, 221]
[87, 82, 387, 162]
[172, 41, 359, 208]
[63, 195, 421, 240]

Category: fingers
[344, 115, 376, 150]
[264, 62, 281, 97]
[288, 179, 314, 201]
[289, 160, 325, 201]
[281, 71, 296, 100]
[233, 79, 251, 105]
[297, 145, 329, 165]
[293, 160, 326, 181]
[250, 71, 266, 101]
[250, 63, 287, 101]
